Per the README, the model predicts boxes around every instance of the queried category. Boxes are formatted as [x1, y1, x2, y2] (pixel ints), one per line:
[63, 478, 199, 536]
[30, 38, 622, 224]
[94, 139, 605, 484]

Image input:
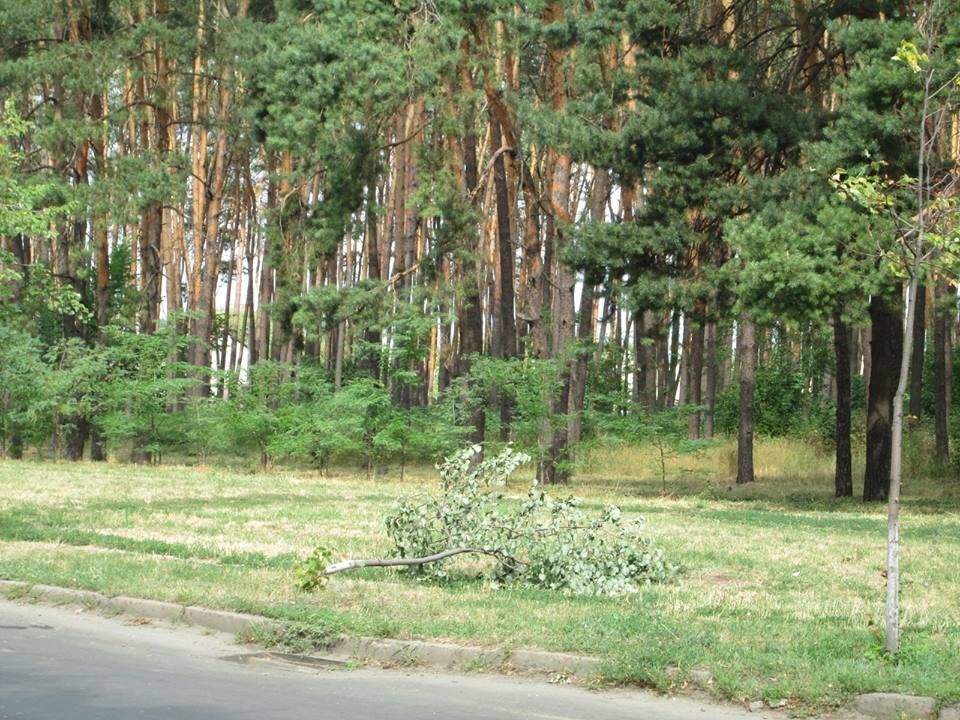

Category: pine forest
[2, 0, 959, 500]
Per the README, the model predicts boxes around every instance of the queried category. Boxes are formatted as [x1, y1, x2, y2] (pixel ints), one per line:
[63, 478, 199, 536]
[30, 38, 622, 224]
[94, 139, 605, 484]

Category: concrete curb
[851, 693, 960, 720]
[0, 580, 599, 678]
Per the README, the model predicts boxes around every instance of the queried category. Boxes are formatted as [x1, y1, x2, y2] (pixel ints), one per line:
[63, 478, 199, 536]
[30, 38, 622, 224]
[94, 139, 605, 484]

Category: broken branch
[324, 548, 502, 575]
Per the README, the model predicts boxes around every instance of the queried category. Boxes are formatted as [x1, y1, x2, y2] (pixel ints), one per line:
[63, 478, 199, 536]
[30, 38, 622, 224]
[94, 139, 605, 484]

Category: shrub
[0, 326, 49, 457]
[99, 327, 197, 463]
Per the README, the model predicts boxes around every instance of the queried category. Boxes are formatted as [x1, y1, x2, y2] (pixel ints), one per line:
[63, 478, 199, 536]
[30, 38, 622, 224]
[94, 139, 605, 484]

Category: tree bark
[452, 74, 485, 441]
[736, 319, 756, 484]
[490, 113, 517, 439]
[566, 170, 604, 451]
[567, 285, 595, 449]
[703, 321, 718, 438]
[491, 115, 517, 361]
[934, 276, 952, 461]
[687, 306, 705, 440]
[537, 1, 576, 484]
[864, 290, 902, 502]
[909, 279, 926, 420]
[360, 176, 382, 378]
[89, 425, 107, 462]
[91, 90, 110, 333]
[833, 308, 853, 497]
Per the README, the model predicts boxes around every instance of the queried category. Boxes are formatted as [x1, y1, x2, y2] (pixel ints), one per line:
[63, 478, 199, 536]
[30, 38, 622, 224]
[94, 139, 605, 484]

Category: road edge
[0, 579, 599, 679]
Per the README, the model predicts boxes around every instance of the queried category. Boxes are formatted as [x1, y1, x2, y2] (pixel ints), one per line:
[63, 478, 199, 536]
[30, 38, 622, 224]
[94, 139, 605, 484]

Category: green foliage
[270, 376, 464, 473]
[270, 376, 376, 469]
[98, 327, 198, 463]
[214, 361, 298, 467]
[583, 399, 712, 490]
[0, 99, 71, 241]
[0, 326, 49, 457]
[467, 356, 565, 460]
[296, 545, 333, 592]
[384, 446, 679, 596]
[370, 399, 466, 476]
[43, 339, 111, 452]
[714, 351, 836, 442]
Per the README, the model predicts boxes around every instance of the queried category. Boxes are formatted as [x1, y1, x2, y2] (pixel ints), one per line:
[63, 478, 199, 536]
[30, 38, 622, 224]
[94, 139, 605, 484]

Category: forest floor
[1, 435, 958, 713]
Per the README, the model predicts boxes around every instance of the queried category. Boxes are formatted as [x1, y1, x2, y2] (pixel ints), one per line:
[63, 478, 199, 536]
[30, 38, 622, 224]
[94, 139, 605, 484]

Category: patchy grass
[1, 437, 959, 713]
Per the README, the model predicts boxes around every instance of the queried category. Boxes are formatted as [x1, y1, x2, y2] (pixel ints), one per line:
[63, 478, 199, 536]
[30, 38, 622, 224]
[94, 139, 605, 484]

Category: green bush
[0, 326, 50, 457]
[214, 361, 297, 467]
[99, 327, 197, 463]
[270, 377, 464, 475]
[43, 338, 111, 457]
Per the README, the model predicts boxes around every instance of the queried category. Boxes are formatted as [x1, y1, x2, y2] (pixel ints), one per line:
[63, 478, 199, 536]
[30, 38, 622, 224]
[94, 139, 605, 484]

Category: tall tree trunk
[136, 0, 162, 334]
[92, 90, 110, 333]
[687, 307, 705, 440]
[566, 170, 604, 450]
[253, 158, 278, 366]
[452, 67, 484, 441]
[64, 417, 89, 461]
[703, 320, 718, 438]
[667, 309, 682, 408]
[934, 276, 952, 461]
[736, 319, 756, 484]
[657, 316, 671, 408]
[361, 176, 382, 377]
[537, 1, 576, 484]
[188, 0, 249, 385]
[566, 285, 595, 449]
[834, 308, 853, 497]
[677, 318, 691, 406]
[490, 112, 517, 438]
[864, 290, 903, 502]
[909, 279, 926, 420]
[642, 310, 660, 411]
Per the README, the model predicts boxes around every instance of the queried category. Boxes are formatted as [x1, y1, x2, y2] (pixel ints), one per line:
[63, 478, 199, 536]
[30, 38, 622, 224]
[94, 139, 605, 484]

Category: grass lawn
[1, 436, 958, 713]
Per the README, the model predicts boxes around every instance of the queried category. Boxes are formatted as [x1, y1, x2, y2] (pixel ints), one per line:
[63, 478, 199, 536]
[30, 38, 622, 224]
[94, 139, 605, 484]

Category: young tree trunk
[864, 290, 902, 502]
[887, 276, 919, 655]
[834, 308, 853, 497]
[736, 319, 756, 484]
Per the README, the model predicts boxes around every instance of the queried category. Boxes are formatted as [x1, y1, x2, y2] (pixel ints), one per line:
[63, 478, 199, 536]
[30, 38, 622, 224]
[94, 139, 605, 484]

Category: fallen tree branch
[324, 548, 504, 575]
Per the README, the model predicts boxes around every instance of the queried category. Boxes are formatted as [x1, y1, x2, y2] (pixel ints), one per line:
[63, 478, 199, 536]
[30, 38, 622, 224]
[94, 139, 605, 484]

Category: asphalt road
[0, 599, 769, 720]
